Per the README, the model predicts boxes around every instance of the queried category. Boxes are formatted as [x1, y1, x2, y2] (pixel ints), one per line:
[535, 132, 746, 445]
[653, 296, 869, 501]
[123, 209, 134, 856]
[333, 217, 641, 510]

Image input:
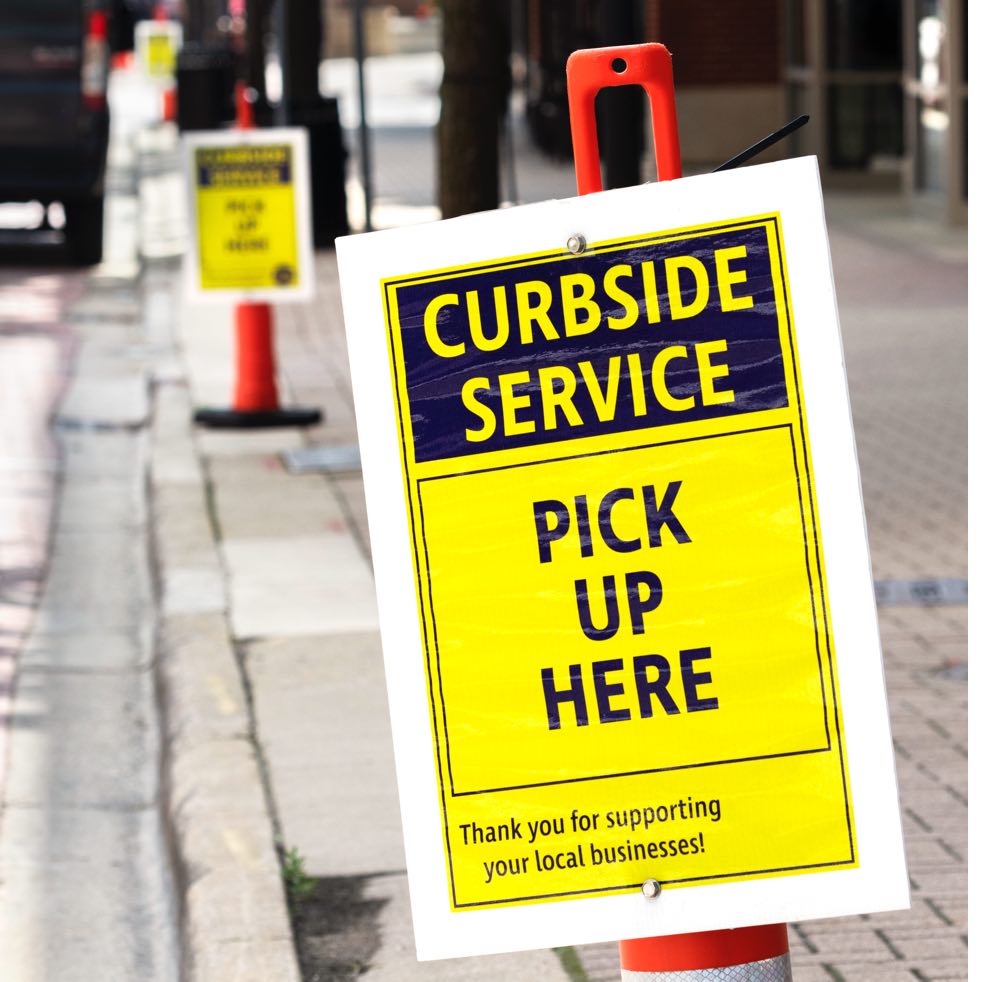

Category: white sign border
[182, 126, 315, 304]
[336, 156, 909, 960]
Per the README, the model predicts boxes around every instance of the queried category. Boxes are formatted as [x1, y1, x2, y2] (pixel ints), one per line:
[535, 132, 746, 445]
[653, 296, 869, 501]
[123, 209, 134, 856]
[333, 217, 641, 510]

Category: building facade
[522, 0, 967, 223]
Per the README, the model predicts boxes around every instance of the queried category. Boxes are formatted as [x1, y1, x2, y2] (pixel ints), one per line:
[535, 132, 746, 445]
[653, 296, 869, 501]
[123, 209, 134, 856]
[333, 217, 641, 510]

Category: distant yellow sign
[184, 130, 315, 299]
[146, 31, 176, 77]
[194, 144, 298, 291]
[135, 21, 181, 80]
[383, 215, 855, 910]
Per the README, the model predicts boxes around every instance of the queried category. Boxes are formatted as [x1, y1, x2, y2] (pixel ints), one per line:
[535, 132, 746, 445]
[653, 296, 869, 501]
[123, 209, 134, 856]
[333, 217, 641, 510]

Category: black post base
[194, 406, 323, 429]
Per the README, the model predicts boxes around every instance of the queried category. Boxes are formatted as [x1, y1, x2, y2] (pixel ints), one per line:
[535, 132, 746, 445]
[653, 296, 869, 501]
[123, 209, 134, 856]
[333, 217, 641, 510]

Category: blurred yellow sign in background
[183, 129, 313, 301]
[135, 20, 182, 81]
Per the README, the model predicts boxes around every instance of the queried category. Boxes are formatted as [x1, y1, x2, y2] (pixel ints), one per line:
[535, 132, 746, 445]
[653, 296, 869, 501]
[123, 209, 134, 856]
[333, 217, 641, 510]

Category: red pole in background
[160, 29, 177, 124]
[194, 82, 322, 429]
[148, 3, 177, 122]
[565, 43, 792, 982]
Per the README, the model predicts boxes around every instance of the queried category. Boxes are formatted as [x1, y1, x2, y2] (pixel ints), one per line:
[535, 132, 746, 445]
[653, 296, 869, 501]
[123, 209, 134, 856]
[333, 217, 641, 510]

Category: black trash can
[286, 97, 349, 246]
[176, 42, 235, 132]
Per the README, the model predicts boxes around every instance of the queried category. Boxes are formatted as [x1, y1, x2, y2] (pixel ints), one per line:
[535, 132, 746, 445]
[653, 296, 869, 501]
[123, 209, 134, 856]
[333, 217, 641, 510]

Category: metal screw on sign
[566, 233, 587, 255]
[641, 878, 661, 899]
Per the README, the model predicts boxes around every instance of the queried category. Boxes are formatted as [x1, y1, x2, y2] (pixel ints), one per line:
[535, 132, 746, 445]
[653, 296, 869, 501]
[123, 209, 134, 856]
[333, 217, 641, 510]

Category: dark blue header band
[196, 145, 292, 187]
[390, 221, 788, 463]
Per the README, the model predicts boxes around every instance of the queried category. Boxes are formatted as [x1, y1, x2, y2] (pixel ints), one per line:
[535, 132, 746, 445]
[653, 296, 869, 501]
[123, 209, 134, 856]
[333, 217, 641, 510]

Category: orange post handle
[566, 43, 681, 195]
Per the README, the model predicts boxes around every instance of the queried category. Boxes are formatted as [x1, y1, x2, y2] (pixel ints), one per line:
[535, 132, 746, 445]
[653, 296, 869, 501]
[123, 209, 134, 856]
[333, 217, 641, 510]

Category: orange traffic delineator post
[234, 80, 256, 129]
[194, 83, 322, 429]
[621, 924, 792, 979]
[161, 85, 177, 122]
[565, 43, 792, 982]
[111, 50, 135, 71]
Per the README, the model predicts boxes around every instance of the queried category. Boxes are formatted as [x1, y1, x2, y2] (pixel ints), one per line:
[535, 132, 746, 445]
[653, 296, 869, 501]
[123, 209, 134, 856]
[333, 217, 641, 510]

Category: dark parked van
[0, 0, 111, 263]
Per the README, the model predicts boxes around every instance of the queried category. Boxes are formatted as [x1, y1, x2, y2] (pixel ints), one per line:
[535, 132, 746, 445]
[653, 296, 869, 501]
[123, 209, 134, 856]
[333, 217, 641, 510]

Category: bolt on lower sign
[336, 158, 907, 960]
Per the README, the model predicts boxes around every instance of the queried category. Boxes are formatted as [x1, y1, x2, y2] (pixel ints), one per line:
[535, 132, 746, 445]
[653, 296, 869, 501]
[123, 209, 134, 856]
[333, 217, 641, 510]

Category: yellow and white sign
[135, 20, 182, 81]
[182, 128, 314, 302]
[336, 157, 907, 960]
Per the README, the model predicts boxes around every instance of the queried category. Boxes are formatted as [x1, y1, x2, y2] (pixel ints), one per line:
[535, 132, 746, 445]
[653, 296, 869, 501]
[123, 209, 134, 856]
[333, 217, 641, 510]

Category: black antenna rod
[713, 115, 810, 173]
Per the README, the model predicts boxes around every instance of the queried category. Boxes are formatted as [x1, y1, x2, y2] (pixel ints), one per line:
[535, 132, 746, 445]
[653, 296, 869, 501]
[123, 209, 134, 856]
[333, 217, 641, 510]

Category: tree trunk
[244, 0, 269, 101]
[185, 0, 227, 43]
[438, 0, 510, 218]
[279, 0, 322, 110]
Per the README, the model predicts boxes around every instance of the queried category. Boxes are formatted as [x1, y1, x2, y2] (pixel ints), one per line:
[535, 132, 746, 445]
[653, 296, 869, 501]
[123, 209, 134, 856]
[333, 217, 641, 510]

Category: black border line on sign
[381, 214, 856, 911]
[382, 281, 457, 903]
[416, 423, 833, 797]
[381, 218, 762, 289]
[450, 856, 858, 909]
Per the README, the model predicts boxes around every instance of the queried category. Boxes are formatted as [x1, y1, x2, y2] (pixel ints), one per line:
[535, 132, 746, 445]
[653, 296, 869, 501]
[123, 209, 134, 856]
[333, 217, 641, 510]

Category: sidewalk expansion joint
[921, 897, 954, 927]
[18, 664, 153, 677]
[3, 798, 159, 813]
[904, 808, 932, 833]
[943, 784, 967, 806]
[148, 387, 303, 979]
[791, 923, 819, 955]
[936, 838, 964, 863]
[54, 417, 148, 434]
[231, 639, 288, 867]
[873, 928, 905, 961]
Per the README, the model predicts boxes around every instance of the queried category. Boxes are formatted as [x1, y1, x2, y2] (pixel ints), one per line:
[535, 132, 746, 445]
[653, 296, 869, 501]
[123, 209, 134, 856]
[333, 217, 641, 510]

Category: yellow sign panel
[193, 144, 300, 292]
[383, 215, 855, 909]
[136, 21, 181, 80]
[145, 31, 176, 78]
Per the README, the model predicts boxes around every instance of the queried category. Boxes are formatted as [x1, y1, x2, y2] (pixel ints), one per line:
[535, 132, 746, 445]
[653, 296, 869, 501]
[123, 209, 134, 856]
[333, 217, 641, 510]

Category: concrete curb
[149, 306, 302, 982]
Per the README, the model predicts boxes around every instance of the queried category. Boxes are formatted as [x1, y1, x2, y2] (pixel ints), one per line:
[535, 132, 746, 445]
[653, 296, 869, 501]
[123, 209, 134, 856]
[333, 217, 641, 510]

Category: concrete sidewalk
[158, 183, 966, 981]
[0, 64, 183, 980]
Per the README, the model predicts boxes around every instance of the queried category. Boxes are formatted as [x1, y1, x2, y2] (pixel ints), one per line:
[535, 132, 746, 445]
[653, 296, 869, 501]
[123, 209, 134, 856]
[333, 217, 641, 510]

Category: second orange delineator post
[232, 302, 279, 412]
[193, 83, 322, 429]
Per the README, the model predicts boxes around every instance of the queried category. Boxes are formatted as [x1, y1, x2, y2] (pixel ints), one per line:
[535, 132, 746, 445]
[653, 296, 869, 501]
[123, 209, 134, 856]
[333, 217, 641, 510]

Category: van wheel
[64, 196, 105, 265]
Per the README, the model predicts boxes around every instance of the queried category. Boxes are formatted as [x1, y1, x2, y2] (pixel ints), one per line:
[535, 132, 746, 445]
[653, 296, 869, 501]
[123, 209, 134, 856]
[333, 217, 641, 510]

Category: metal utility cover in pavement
[874, 578, 968, 606]
[281, 445, 362, 474]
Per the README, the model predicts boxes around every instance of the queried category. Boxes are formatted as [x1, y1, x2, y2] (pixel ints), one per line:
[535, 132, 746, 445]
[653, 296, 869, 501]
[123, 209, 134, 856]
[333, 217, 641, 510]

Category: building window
[786, 0, 809, 68]
[826, 0, 902, 70]
[827, 82, 904, 169]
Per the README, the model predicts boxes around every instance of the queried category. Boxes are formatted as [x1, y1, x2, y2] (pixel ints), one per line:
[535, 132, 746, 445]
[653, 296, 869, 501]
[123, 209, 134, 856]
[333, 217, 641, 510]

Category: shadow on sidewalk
[293, 874, 389, 981]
